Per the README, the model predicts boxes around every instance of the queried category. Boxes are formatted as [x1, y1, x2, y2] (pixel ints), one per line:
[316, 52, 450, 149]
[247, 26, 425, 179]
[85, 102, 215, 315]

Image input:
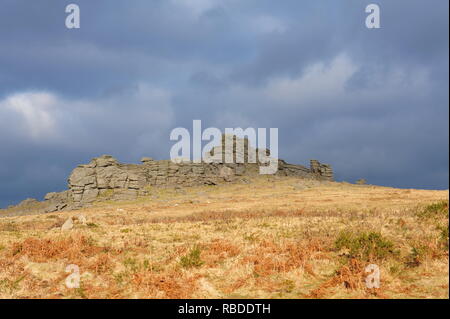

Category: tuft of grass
[416, 201, 448, 219]
[142, 259, 163, 272]
[113, 272, 129, 285]
[389, 262, 403, 276]
[179, 246, 204, 269]
[95, 189, 115, 200]
[437, 225, 449, 250]
[0, 276, 25, 294]
[405, 246, 429, 268]
[0, 222, 18, 232]
[280, 279, 295, 293]
[243, 233, 259, 242]
[75, 285, 87, 299]
[335, 231, 396, 261]
[123, 257, 140, 272]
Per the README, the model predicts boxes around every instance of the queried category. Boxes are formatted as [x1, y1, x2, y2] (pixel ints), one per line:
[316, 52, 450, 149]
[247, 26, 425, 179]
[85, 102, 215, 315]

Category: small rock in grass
[61, 217, 74, 231]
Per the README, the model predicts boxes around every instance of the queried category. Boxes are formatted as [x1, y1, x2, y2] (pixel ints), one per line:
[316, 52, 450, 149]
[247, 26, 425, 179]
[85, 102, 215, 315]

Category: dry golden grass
[0, 176, 448, 299]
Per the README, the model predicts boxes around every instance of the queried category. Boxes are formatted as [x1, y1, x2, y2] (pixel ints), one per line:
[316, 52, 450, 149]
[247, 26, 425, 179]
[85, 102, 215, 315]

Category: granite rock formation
[1, 135, 333, 215]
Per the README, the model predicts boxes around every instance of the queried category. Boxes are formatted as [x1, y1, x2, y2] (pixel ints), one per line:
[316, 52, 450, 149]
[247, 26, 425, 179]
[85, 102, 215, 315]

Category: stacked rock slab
[310, 160, 333, 180]
[68, 155, 149, 208]
[207, 134, 269, 164]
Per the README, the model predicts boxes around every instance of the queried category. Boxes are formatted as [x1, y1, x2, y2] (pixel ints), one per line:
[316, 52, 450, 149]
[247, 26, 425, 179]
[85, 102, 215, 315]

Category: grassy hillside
[0, 177, 448, 298]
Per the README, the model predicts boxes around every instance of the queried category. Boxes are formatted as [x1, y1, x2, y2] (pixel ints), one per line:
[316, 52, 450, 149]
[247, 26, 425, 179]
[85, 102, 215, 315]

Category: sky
[0, 0, 448, 208]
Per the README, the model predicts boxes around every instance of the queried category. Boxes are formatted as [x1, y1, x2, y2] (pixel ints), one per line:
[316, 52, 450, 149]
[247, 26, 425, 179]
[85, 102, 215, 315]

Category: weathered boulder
[219, 166, 234, 181]
[74, 214, 87, 225]
[95, 155, 118, 167]
[69, 167, 96, 187]
[61, 217, 74, 231]
[44, 191, 70, 212]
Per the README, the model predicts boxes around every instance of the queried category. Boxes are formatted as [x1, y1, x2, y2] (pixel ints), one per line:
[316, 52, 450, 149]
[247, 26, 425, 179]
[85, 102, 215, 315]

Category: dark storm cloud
[0, 0, 448, 207]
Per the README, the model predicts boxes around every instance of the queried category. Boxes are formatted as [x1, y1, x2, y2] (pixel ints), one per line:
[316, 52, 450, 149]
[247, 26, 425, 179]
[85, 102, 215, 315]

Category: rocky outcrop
[1, 135, 333, 215]
[310, 160, 334, 180]
[44, 191, 71, 212]
[65, 135, 333, 208]
[68, 155, 149, 208]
